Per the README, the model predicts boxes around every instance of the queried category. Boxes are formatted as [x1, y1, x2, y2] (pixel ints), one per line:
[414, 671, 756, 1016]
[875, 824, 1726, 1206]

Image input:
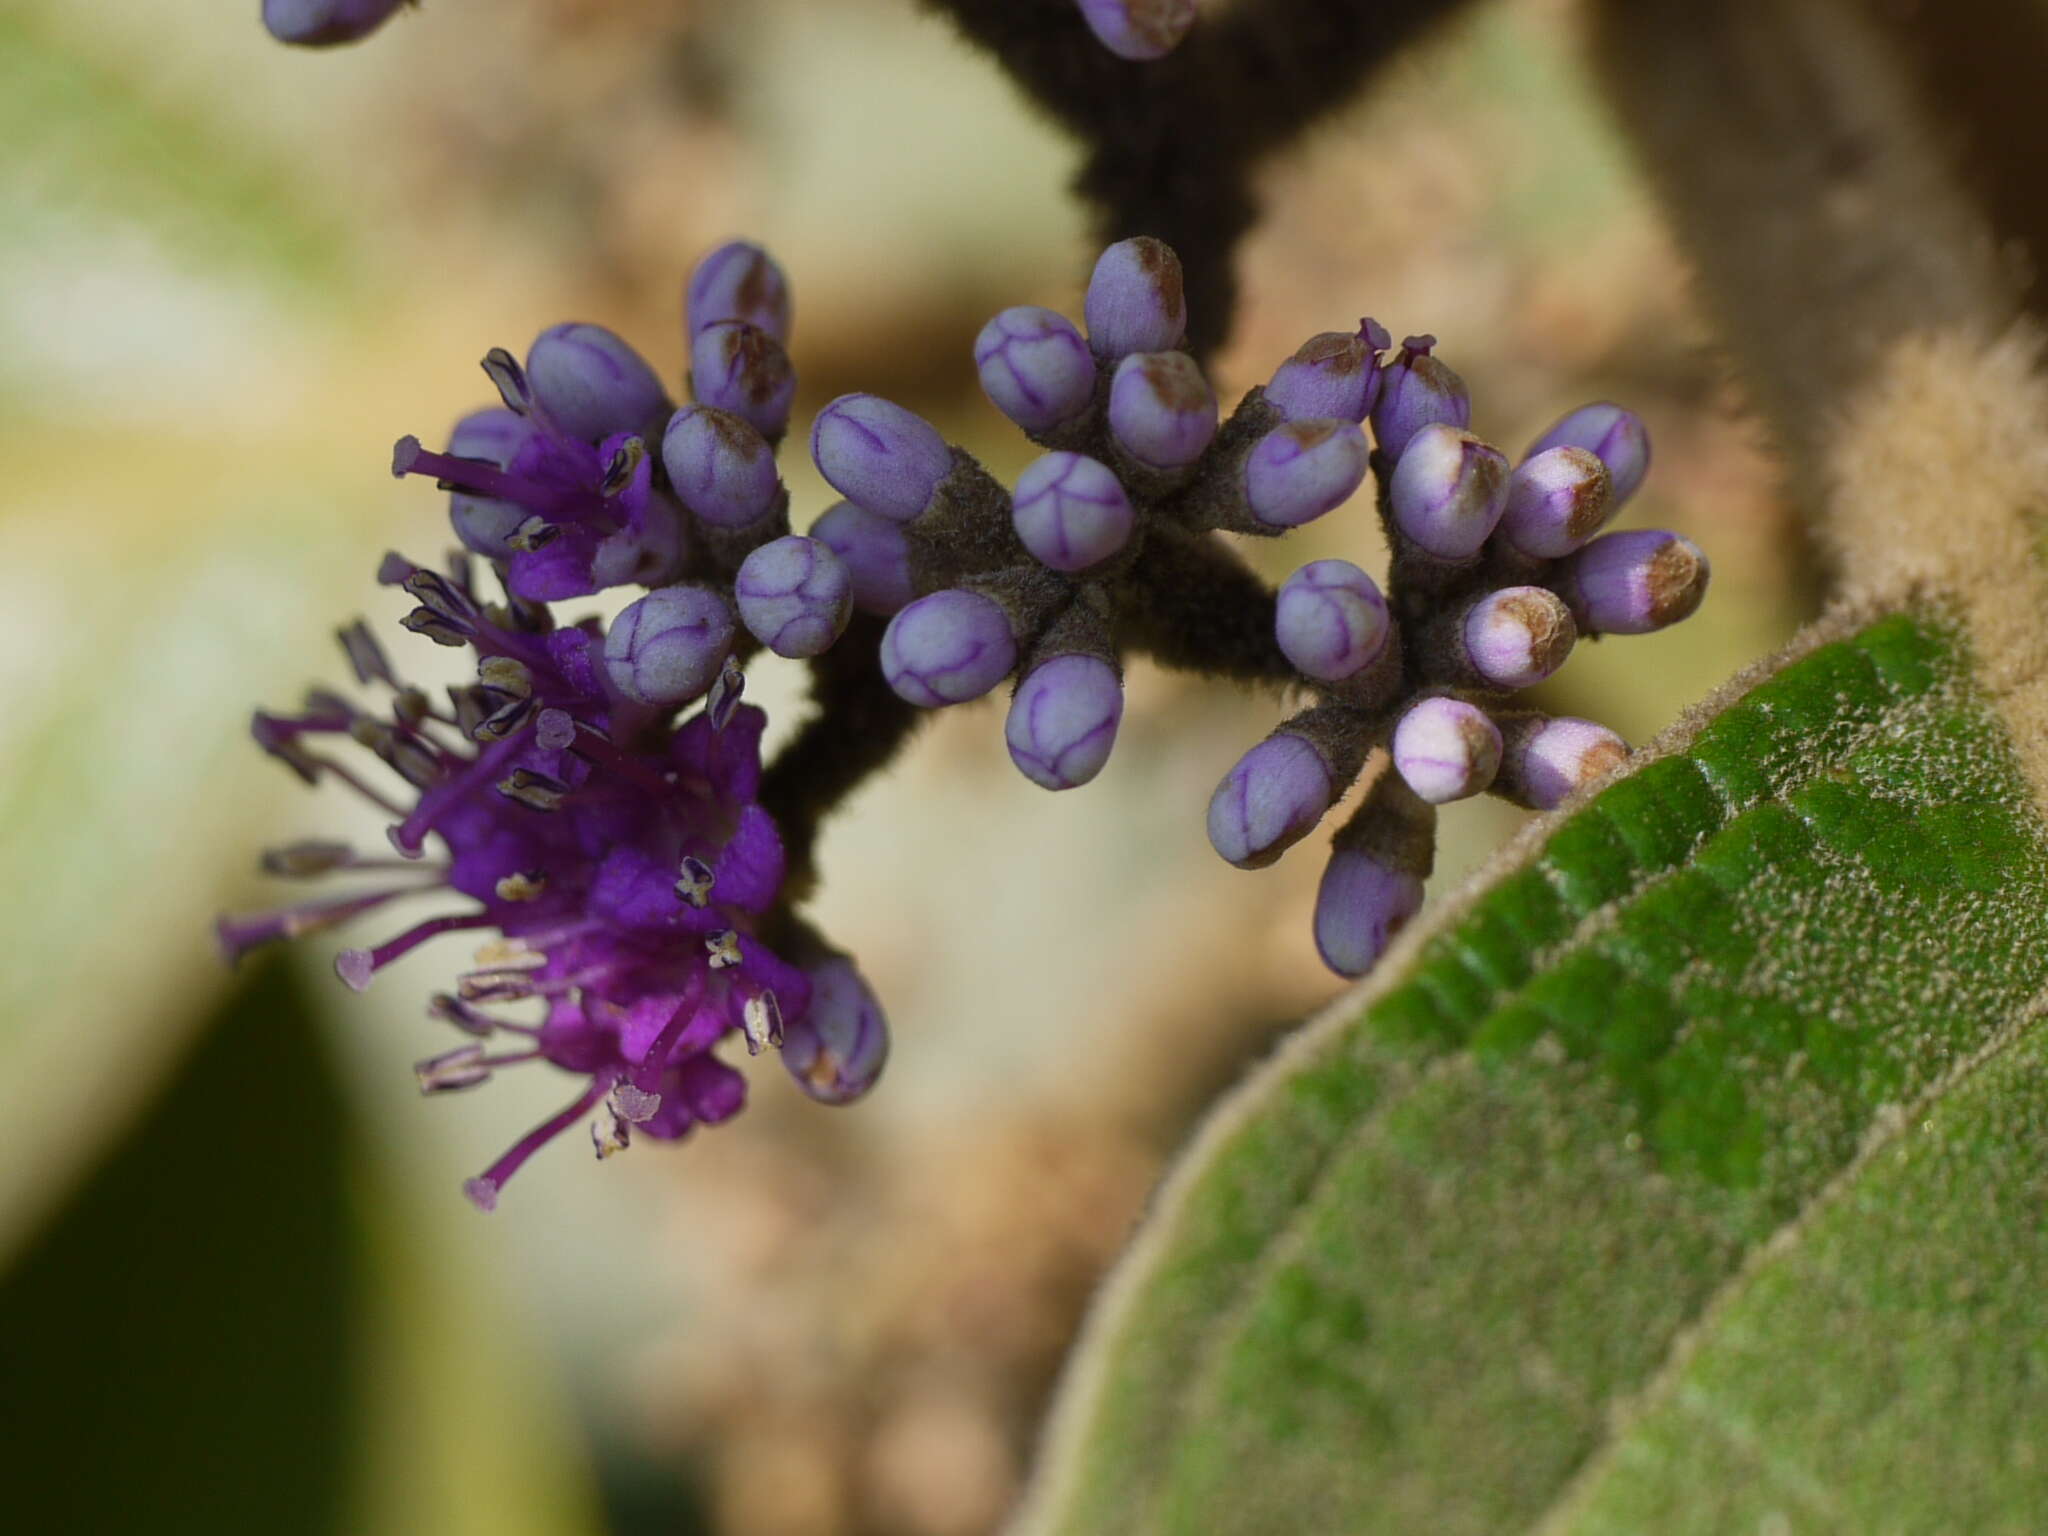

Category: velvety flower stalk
[1073, 0, 1197, 62]
[263, 0, 405, 46]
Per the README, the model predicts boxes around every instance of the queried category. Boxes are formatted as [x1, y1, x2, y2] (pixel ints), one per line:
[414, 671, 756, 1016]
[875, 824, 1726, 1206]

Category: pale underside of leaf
[1015, 605, 2048, 1535]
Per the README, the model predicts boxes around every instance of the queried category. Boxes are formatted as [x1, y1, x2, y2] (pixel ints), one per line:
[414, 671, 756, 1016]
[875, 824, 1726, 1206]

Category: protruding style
[1370, 335, 1471, 461]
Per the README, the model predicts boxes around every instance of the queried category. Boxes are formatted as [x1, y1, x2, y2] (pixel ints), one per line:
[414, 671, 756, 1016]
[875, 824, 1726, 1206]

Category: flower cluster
[219, 245, 886, 1208]
[810, 237, 1708, 979]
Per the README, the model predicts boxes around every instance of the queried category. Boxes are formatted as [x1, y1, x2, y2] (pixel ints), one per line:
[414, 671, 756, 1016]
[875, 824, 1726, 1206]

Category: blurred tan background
[0, 1, 1799, 1532]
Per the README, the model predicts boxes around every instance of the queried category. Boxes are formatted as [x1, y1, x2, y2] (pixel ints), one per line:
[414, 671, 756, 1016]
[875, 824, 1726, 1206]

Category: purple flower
[975, 306, 1097, 433]
[1243, 420, 1371, 529]
[686, 241, 793, 345]
[810, 500, 915, 616]
[525, 322, 670, 444]
[1206, 732, 1334, 869]
[879, 589, 1018, 707]
[811, 394, 954, 523]
[1391, 697, 1502, 804]
[1073, 0, 1198, 62]
[1012, 452, 1135, 572]
[1005, 653, 1124, 789]
[1371, 334, 1471, 462]
[1313, 849, 1425, 978]
[735, 536, 853, 659]
[263, 0, 404, 46]
[1527, 402, 1651, 511]
[1274, 560, 1389, 682]
[1085, 237, 1189, 358]
[1108, 351, 1217, 469]
[219, 554, 818, 1209]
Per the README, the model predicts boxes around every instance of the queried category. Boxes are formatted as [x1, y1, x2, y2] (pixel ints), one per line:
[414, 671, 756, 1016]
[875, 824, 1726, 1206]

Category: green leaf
[1019, 607, 2048, 1535]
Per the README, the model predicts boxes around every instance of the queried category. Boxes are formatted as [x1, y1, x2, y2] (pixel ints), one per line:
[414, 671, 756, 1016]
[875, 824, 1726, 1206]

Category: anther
[706, 930, 742, 970]
[416, 1044, 492, 1094]
[494, 870, 549, 903]
[674, 856, 715, 907]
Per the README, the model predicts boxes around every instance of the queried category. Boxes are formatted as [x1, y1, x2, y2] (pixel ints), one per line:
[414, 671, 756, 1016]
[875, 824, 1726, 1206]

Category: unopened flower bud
[1392, 697, 1502, 804]
[1085, 238, 1188, 359]
[263, 0, 402, 45]
[781, 957, 889, 1104]
[975, 307, 1097, 433]
[662, 405, 780, 528]
[1108, 351, 1217, 469]
[525, 323, 668, 443]
[444, 408, 536, 559]
[1264, 330, 1383, 424]
[603, 585, 737, 706]
[690, 320, 795, 439]
[810, 500, 915, 615]
[1388, 424, 1508, 558]
[1554, 529, 1709, 635]
[1006, 653, 1124, 790]
[1371, 335, 1471, 461]
[1244, 420, 1371, 529]
[880, 589, 1018, 707]
[811, 394, 954, 522]
[1527, 402, 1651, 510]
[1495, 716, 1628, 810]
[1314, 849, 1426, 978]
[1073, 0, 1197, 61]
[1274, 559, 1389, 682]
[1012, 452, 1135, 572]
[1206, 732, 1334, 869]
[1460, 586, 1576, 689]
[1498, 445, 1612, 558]
[685, 241, 792, 344]
[735, 536, 853, 658]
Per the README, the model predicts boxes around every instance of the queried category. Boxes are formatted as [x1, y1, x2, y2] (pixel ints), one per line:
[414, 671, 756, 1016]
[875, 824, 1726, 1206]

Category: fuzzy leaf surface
[1021, 609, 2048, 1535]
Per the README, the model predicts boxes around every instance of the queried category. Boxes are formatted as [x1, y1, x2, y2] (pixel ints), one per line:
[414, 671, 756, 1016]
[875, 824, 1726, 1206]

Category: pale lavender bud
[1371, 335, 1471, 462]
[880, 589, 1018, 707]
[1388, 424, 1509, 558]
[263, 0, 402, 45]
[662, 405, 780, 528]
[974, 307, 1097, 433]
[735, 537, 853, 658]
[603, 585, 737, 706]
[445, 408, 536, 559]
[1005, 654, 1124, 790]
[1074, 0, 1197, 61]
[1085, 238, 1188, 359]
[1264, 327, 1384, 424]
[1498, 445, 1612, 558]
[685, 241, 792, 344]
[1392, 697, 1502, 804]
[1555, 530, 1709, 635]
[781, 957, 888, 1104]
[1527, 402, 1651, 510]
[811, 394, 954, 523]
[1498, 717, 1628, 810]
[810, 500, 915, 615]
[1313, 849, 1426, 978]
[1244, 420, 1371, 529]
[1206, 733, 1333, 869]
[1274, 559, 1390, 682]
[690, 320, 795, 439]
[1461, 586, 1576, 689]
[1012, 452, 1135, 572]
[1108, 351, 1217, 469]
[525, 323, 668, 443]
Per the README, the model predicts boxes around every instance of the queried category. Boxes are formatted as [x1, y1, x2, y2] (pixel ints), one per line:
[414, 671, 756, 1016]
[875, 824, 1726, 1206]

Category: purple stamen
[335, 910, 494, 992]
[464, 1080, 612, 1211]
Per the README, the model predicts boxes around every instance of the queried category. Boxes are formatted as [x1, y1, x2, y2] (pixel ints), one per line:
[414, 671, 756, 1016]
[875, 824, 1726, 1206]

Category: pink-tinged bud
[1206, 732, 1334, 869]
[1387, 424, 1509, 559]
[975, 307, 1097, 433]
[1526, 402, 1650, 510]
[685, 241, 792, 344]
[1554, 529, 1709, 635]
[1498, 446, 1612, 558]
[1313, 850, 1426, 978]
[1013, 452, 1135, 572]
[1085, 238, 1188, 359]
[1073, 0, 1197, 62]
[1108, 351, 1217, 469]
[1392, 697, 1502, 804]
[1274, 560, 1390, 682]
[1243, 420, 1372, 529]
[1370, 334, 1471, 461]
[1460, 586, 1576, 689]
[1005, 653, 1124, 790]
[1495, 716, 1629, 810]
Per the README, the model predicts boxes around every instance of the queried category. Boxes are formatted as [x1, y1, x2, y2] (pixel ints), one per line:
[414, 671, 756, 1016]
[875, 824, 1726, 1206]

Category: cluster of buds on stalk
[811, 238, 1708, 979]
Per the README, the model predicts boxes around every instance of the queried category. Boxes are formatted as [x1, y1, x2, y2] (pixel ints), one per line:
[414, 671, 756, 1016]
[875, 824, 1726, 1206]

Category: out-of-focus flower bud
[526, 323, 668, 443]
[781, 957, 889, 1104]
[685, 241, 792, 345]
[262, 0, 403, 46]
[690, 320, 795, 440]
[810, 500, 915, 616]
[1073, 0, 1197, 61]
[1206, 731, 1334, 869]
[1314, 849, 1426, 978]
[444, 408, 537, 560]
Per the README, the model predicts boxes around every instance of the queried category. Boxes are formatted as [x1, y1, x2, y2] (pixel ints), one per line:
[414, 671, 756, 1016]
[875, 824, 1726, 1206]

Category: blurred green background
[0, 2, 1800, 1531]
